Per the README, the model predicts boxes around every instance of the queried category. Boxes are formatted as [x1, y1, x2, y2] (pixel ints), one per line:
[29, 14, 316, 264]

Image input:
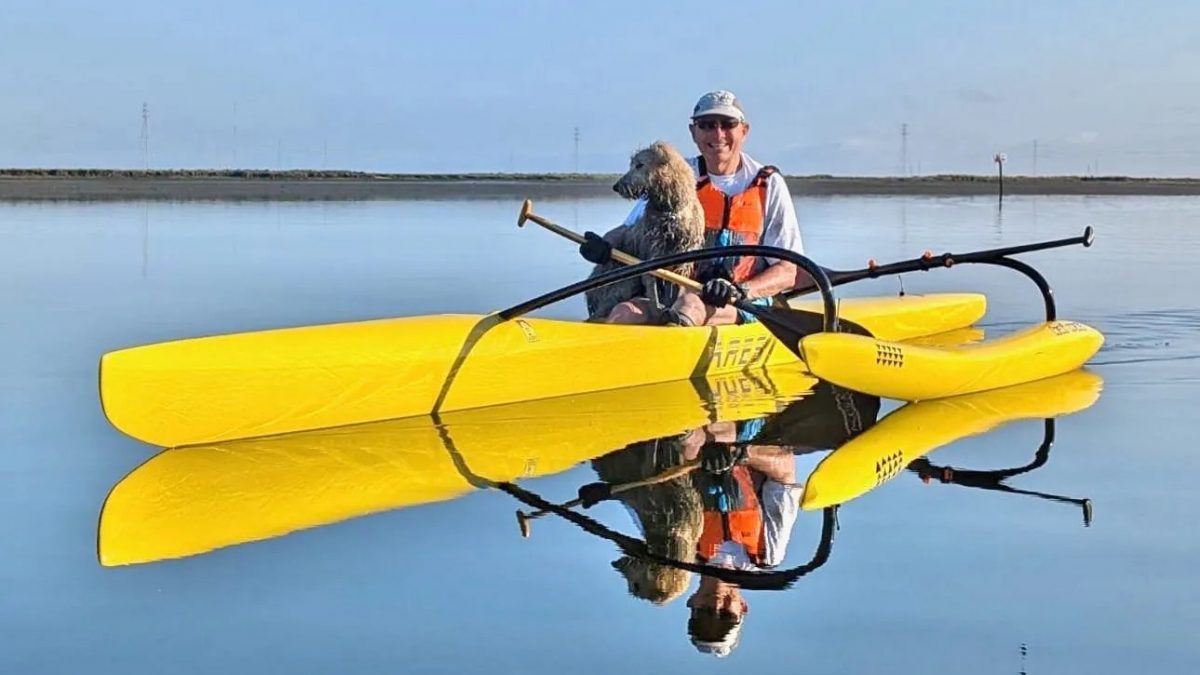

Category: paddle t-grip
[515, 199, 701, 290]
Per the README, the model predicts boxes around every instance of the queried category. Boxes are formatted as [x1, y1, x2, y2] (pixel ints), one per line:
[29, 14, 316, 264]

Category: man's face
[689, 116, 749, 168]
[687, 576, 749, 616]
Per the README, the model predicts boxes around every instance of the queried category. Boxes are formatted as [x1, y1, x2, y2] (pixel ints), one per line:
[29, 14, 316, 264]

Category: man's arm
[747, 445, 803, 568]
[741, 259, 801, 300]
[748, 173, 813, 295]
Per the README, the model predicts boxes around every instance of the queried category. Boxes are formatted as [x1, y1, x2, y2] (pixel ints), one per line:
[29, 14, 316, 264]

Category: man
[580, 90, 808, 326]
[680, 419, 805, 657]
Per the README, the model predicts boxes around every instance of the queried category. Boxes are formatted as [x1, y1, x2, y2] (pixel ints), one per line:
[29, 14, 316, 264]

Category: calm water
[3, 192, 1199, 673]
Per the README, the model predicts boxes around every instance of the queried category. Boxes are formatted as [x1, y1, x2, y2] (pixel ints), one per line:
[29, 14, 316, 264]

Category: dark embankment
[4, 168, 1200, 202]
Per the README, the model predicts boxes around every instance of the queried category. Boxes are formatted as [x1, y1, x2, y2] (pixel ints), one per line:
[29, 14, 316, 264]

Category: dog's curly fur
[585, 141, 705, 321]
[590, 435, 705, 605]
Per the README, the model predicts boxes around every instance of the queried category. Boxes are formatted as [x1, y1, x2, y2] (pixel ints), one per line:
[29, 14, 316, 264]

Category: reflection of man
[678, 418, 807, 657]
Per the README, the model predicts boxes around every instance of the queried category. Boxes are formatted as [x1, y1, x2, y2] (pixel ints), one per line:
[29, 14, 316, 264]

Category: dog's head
[611, 555, 692, 606]
[613, 141, 690, 201]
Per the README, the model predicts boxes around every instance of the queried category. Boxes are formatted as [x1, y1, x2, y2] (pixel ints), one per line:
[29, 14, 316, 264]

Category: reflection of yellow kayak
[98, 293, 986, 448]
[799, 368, 1104, 510]
[97, 368, 818, 567]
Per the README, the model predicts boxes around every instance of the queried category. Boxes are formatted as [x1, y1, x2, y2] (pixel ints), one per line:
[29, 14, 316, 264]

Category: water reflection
[97, 367, 824, 566]
[97, 363, 1103, 657]
[908, 418, 1094, 526]
[494, 367, 1103, 656]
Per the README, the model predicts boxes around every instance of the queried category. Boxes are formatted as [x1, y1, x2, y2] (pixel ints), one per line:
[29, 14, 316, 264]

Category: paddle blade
[744, 303, 874, 360]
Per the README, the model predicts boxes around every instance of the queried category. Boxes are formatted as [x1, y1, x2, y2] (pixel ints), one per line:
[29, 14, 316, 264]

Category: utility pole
[900, 123, 909, 176]
[141, 102, 150, 170]
[573, 127, 580, 172]
[1032, 139, 1038, 176]
[995, 152, 1006, 204]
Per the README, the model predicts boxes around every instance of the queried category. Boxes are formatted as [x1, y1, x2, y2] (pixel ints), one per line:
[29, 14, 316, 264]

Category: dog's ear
[646, 142, 674, 192]
[645, 141, 692, 208]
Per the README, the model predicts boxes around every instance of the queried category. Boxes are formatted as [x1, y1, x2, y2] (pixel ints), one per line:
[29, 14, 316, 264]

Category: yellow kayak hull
[97, 368, 819, 567]
[800, 319, 1104, 401]
[99, 292, 986, 448]
[799, 368, 1104, 510]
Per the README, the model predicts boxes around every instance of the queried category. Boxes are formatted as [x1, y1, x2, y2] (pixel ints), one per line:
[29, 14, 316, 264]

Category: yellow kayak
[97, 367, 822, 567]
[799, 368, 1104, 510]
[98, 292, 986, 448]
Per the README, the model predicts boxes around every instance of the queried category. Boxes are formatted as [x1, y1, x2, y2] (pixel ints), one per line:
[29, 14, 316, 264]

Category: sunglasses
[694, 118, 742, 131]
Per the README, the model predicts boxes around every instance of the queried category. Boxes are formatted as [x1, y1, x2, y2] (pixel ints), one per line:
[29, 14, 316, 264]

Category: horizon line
[2, 168, 1198, 182]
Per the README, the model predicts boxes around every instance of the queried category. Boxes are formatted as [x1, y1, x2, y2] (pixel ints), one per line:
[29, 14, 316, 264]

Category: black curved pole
[498, 244, 841, 333]
[495, 479, 839, 591]
[980, 256, 1057, 321]
[906, 418, 1092, 526]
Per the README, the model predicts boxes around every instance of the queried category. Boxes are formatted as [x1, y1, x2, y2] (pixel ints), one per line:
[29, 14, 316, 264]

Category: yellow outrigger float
[97, 200, 1101, 450]
[97, 367, 823, 567]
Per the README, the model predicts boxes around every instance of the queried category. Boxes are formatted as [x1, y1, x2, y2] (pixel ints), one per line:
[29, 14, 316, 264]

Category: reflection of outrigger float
[97, 199, 1103, 450]
[800, 368, 1104, 511]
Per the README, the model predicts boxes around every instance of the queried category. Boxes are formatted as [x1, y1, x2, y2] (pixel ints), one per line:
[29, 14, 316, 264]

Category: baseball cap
[691, 90, 746, 122]
[688, 607, 745, 658]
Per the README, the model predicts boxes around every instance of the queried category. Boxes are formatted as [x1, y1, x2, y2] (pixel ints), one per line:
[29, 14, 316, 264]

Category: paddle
[907, 418, 1094, 526]
[515, 457, 702, 538]
[783, 226, 1095, 299]
[515, 200, 869, 355]
[499, 478, 840, 591]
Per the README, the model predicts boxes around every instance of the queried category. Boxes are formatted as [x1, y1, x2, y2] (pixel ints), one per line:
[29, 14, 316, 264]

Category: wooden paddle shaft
[517, 199, 703, 291]
[516, 458, 702, 535]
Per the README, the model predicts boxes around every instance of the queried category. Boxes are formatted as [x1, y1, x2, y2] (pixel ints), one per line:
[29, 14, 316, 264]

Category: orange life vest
[695, 157, 778, 284]
[697, 465, 767, 565]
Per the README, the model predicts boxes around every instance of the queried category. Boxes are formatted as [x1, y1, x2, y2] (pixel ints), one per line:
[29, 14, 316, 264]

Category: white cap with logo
[691, 90, 746, 122]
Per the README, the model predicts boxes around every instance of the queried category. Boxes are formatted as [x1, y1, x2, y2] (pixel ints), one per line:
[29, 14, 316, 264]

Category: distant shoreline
[4, 168, 1200, 201]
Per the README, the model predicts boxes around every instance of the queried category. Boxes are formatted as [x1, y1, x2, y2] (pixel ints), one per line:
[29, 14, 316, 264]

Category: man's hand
[701, 278, 749, 307]
[579, 231, 613, 264]
[576, 481, 613, 508]
[699, 442, 748, 474]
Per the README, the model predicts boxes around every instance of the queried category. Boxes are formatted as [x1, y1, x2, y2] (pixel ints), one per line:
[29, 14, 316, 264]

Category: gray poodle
[585, 141, 706, 321]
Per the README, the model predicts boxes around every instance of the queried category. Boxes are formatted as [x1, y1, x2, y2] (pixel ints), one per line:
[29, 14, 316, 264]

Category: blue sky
[3, 0, 1199, 176]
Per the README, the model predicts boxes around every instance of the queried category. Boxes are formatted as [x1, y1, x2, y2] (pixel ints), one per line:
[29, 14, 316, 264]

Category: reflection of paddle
[515, 458, 701, 538]
[516, 200, 871, 349]
[907, 419, 1094, 526]
[501, 478, 840, 591]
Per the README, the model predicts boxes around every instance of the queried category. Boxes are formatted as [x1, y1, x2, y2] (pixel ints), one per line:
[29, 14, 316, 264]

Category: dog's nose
[612, 182, 620, 193]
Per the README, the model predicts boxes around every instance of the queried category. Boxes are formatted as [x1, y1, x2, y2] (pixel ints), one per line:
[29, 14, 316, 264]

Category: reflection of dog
[585, 141, 705, 321]
[590, 435, 704, 605]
